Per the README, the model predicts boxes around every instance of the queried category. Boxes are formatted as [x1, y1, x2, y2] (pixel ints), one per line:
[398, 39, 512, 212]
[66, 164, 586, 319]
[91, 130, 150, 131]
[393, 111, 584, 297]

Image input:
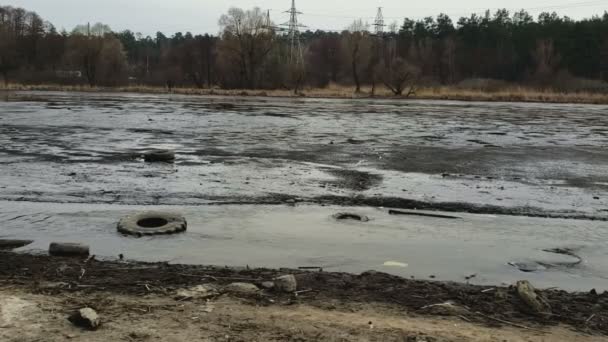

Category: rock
[516, 280, 551, 315]
[260, 281, 275, 289]
[421, 302, 469, 316]
[223, 282, 260, 295]
[0, 239, 34, 250]
[175, 285, 218, 300]
[69, 308, 100, 330]
[274, 275, 297, 293]
[49, 243, 90, 257]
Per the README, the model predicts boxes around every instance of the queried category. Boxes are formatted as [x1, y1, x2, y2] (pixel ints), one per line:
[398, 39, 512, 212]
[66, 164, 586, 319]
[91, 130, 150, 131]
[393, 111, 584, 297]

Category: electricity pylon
[282, 0, 306, 66]
[373, 7, 385, 36]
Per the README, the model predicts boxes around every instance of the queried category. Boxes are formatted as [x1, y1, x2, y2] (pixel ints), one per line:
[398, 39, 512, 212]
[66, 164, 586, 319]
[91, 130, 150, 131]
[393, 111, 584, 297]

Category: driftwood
[388, 209, 460, 219]
[49, 243, 90, 257]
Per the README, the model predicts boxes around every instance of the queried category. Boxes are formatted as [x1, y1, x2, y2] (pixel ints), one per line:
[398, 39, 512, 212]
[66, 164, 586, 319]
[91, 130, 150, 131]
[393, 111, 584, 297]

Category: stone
[175, 285, 218, 300]
[516, 280, 551, 315]
[274, 275, 297, 293]
[223, 282, 260, 295]
[260, 281, 275, 289]
[69, 308, 100, 330]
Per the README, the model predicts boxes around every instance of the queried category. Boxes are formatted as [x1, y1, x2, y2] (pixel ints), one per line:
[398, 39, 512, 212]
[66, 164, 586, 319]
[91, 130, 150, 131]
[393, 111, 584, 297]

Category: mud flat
[1, 91, 606, 219]
[1, 91, 608, 290]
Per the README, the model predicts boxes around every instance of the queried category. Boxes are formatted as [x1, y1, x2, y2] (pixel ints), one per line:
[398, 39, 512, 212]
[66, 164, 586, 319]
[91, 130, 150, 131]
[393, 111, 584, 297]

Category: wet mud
[0, 251, 607, 335]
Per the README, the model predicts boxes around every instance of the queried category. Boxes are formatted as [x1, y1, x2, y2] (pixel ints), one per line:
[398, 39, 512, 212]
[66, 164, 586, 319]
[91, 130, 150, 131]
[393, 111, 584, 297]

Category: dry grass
[2, 82, 607, 104]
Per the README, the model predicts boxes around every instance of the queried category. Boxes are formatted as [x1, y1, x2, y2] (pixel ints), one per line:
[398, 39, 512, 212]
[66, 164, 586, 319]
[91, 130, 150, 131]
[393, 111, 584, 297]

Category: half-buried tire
[143, 150, 175, 163]
[117, 211, 187, 236]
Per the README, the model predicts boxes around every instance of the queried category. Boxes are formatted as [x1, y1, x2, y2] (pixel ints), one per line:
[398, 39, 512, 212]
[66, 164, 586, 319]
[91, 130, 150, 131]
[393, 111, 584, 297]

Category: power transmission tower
[373, 7, 385, 36]
[265, 10, 272, 32]
[282, 0, 305, 65]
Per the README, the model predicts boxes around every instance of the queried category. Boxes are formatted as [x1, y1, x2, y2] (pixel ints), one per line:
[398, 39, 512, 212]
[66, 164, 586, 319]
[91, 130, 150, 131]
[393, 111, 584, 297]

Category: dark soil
[1, 251, 606, 335]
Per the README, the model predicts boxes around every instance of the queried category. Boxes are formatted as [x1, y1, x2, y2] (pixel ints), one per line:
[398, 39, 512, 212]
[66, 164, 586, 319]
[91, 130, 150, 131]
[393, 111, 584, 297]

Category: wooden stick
[474, 312, 544, 332]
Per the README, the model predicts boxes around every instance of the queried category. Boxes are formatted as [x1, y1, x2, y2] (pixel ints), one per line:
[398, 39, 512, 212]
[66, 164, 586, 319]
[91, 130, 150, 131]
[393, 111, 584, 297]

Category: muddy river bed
[1, 91, 607, 291]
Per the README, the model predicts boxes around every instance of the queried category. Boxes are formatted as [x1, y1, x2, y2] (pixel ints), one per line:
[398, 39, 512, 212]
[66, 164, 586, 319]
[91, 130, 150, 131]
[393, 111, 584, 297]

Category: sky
[6, 0, 608, 36]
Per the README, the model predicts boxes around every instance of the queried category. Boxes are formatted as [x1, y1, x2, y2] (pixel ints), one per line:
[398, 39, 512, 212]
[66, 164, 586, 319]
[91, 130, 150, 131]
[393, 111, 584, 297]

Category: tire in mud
[332, 213, 370, 222]
[117, 211, 187, 236]
[143, 150, 175, 163]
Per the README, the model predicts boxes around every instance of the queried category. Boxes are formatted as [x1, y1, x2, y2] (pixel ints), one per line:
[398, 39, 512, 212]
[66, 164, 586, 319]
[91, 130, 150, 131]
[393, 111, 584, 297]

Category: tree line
[1, 5, 607, 93]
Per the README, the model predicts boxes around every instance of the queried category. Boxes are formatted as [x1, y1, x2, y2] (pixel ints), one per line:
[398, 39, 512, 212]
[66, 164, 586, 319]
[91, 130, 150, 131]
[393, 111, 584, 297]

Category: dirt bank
[0, 251, 606, 341]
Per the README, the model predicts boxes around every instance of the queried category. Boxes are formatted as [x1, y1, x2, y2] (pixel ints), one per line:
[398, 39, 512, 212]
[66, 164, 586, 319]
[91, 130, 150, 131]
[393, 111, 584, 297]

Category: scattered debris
[273, 275, 297, 293]
[69, 308, 100, 330]
[382, 261, 408, 268]
[49, 243, 90, 257]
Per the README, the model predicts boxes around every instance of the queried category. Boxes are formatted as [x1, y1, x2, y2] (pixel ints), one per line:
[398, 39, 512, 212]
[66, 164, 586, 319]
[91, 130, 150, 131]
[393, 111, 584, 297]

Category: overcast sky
[6, 0, 608, 36]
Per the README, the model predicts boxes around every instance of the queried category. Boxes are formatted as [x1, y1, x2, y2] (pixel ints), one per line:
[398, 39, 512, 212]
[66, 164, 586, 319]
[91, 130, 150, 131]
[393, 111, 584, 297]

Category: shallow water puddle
[1, 201, 607, 291]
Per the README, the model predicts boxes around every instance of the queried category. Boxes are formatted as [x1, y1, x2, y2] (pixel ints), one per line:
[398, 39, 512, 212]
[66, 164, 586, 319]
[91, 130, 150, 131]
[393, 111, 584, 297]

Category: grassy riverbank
[2, 83, 608, 105]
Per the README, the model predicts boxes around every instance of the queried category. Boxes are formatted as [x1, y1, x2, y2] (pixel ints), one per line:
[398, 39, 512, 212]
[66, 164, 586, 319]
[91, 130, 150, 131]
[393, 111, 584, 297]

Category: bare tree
[218, 7, 274, 89]
[342, 19, 372, 93]
[532, 39, 561, 84]
[376, 57, 420, 96]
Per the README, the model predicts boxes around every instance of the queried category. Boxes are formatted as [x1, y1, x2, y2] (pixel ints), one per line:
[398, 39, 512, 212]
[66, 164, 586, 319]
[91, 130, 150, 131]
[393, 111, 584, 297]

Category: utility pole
[373, 7, 385, 36]
[282, 0, 305, 66]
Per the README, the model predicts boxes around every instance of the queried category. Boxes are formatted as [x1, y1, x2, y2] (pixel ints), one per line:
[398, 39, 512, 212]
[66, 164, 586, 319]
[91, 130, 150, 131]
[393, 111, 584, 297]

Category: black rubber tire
[143, 150, 175, 163]
[333, 212, 370, 222]
[117, 211, 187, 236]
